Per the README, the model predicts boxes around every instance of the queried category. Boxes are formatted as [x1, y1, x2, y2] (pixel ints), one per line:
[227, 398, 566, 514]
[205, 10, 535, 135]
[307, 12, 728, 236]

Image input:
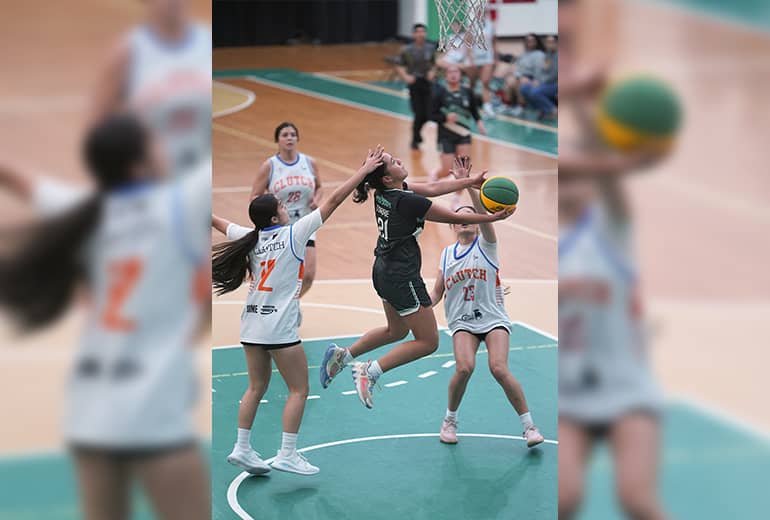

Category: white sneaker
[524, 426, 545, 448]
[270, 450, 319, 475]
[227, 447, 271, 475]
[482, 102, 496, 118]
[510, 105, 524, 117]
[439, 417, 458, 444]
[351, 361, 375, 409]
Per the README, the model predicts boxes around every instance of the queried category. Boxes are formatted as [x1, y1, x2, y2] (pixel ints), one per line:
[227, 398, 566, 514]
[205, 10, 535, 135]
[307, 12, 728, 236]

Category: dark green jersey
[431, 85, 480, 138]
[373, 185, 432, 269]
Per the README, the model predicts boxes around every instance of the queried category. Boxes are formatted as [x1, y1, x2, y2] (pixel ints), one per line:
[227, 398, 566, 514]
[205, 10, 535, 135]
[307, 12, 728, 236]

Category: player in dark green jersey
[430, 64, 487, 183]
[320, 150, 513, 408]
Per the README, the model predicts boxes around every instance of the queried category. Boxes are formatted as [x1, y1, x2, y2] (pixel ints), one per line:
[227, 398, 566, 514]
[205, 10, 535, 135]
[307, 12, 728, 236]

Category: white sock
[236, 428, 251, 451]
[342, 348, 354, 364]
[281, 432, 298, 455]
[445, 409, 458, 421]
[366, 360, 383, 382]
[519, 412, 534, 430]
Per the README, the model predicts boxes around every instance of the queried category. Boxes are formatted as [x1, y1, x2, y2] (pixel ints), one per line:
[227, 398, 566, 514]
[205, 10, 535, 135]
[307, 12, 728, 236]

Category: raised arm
[453, 156, 497, 243]
[426, 202, 513, 225]
[409, 167, 487, 198]
[249, 159, 272, 201]
[89, 38, 130, 124]
[211, 214, 231, 235]
[318, 145, 384, 222]
[0, 158, 35, 202]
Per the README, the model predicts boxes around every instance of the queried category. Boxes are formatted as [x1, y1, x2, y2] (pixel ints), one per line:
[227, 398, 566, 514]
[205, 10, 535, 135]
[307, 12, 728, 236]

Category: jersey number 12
[258, 260, 276, 292]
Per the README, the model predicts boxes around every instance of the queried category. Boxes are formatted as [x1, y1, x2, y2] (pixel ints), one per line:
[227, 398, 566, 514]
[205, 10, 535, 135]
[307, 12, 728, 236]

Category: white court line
[442, 360, 456, 368]
[259, 399, 268, 404]
[512, 321, 558, 342]
[501, 221, 557, 242]
[307, 395, 321, 400]
[341, 390, 357, 395]
[211, 322, 556, 352]
[0, 95, 84, 114]
[233, 75, 557, 159]
[652, 175, 770, 223]
[213, 81, 256, 118]
[213, 301, 386, 316]
[227, 433, 558, 519]
[672, 395, 770, 445]
[384, 380, 408, 387]
[212, 169, 556, 194]
[418, 371, 438, 378]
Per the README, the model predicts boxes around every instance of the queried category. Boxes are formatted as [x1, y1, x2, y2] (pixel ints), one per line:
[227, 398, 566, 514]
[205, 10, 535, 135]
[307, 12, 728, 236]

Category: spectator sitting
[503, 33, 545, 116]
[520, 35, 558, 120]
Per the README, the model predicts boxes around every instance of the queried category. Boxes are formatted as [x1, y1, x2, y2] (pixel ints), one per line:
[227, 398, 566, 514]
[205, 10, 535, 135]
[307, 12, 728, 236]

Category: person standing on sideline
[396, 23, 437, 150]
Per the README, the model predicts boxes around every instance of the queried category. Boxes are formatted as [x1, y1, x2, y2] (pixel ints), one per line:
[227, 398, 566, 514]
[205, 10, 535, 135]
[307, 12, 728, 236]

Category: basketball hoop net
[435, 0, 488, 52]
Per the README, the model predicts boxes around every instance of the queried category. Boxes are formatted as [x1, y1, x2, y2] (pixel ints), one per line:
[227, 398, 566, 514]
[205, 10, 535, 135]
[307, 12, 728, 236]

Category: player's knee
[288, 382, 309, 400]
[456, 361, 475, 380]
[415, 333, 439, 356]
[246, 381, 267, 397]
[489, 362, 511, 383]
[617, 486, 658, 520]
[558, 479, 584, 519]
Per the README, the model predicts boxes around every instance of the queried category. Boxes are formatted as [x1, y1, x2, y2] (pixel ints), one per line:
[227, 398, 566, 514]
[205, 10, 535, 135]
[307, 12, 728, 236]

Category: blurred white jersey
[471, 19, 495, 65]
[440, 236, 510, 335]
[126, 23, 212, 174]
[36, 162, 211, 448]
[227, 208, 323, 345]
[558, 203, 663, 423]
[267, 153, 317, 240]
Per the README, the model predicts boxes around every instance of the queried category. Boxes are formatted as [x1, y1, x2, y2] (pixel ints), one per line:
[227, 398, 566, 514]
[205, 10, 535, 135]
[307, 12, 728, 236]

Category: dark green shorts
[438, 132, 471, 154]
[372, 260, 431, 316]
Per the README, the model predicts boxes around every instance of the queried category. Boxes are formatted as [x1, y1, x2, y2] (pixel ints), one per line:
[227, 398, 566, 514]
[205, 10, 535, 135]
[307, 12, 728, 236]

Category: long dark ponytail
[352, 162, 388, 204]
[0, 114, 150, 330]
[211, 194, 279, 295]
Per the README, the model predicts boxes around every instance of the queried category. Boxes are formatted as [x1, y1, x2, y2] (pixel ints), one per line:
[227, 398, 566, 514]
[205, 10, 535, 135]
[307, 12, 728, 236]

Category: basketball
[596, 75, 682, 152]
[480, 176, 519, 212]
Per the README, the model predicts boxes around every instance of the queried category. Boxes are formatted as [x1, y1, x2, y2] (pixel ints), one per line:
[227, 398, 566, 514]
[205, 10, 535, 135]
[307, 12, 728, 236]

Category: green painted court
[212, 323, 559, 520]
[2, 326, 769, 518]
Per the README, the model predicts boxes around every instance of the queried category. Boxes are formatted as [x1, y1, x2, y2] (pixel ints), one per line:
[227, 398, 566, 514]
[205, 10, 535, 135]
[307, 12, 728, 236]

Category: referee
[396, 23, 437, 150]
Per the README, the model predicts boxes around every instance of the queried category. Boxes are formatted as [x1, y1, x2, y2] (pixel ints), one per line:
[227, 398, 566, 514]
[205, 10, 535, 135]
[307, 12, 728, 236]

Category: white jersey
[472, 19, 495, 65]
[227, 209, 323, 345]
[34, 162, 211, 448]
[440, 236, 511, 335]
[267, 153, 317, 240]
[558, 203, 663, 423]
[126, 23, 212, 174]
[443, 33, 469, 65]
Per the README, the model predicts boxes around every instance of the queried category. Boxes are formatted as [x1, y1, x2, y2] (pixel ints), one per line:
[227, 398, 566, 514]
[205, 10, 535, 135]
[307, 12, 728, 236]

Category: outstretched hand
[449, 155, 472, 179]
[360, 145, 385, 174]
[469, 169, 488, 189]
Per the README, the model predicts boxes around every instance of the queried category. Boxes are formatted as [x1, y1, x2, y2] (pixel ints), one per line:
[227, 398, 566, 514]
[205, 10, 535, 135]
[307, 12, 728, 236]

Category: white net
[435, 0, 488, 52]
